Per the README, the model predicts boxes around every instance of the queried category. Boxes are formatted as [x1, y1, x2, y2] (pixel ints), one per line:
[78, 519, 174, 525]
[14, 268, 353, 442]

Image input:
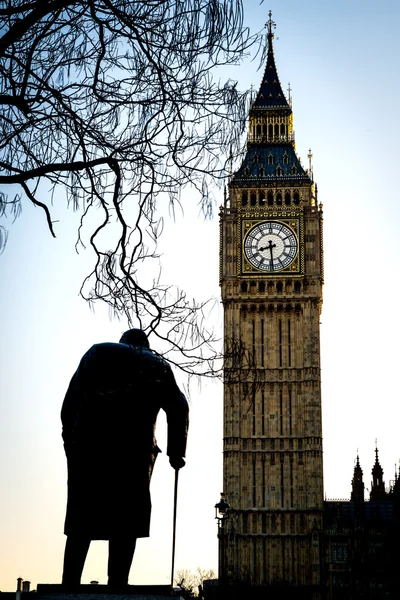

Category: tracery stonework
[219, 13, 324, 598]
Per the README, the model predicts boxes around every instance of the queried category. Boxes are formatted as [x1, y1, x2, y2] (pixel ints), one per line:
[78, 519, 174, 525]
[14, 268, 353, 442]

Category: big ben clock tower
[219, 12, 324, 597]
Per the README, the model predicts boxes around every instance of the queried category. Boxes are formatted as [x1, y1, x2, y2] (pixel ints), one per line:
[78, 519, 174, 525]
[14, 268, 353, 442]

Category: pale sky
[1, 0, 400, 591]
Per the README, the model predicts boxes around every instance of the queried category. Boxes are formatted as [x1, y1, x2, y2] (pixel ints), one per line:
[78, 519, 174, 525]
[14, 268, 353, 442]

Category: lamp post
[215, 493, 231, 589]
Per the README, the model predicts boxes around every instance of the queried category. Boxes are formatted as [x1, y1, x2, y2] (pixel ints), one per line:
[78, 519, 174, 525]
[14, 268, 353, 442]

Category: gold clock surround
[239, 215, 304, 276]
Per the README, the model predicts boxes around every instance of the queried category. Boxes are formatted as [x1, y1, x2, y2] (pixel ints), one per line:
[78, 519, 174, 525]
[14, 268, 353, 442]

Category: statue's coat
[61, 342, 189, 540]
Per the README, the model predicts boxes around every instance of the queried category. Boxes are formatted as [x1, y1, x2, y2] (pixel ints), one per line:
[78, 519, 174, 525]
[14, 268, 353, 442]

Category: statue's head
[119, 328, 150, 349]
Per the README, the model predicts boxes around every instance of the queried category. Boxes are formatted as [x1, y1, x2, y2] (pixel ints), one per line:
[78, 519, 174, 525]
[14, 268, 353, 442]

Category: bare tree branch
[0, 0, 263, 375]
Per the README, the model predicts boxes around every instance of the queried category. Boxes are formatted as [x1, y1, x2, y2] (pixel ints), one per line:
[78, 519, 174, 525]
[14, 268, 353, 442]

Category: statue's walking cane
[170, 468, 179, 588]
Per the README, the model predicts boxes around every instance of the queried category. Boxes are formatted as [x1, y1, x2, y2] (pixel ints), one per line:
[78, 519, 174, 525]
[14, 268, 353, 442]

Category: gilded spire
[231, 11, 311, 185]
[267, 10, 276, 43]
[251, 11, 290, 111]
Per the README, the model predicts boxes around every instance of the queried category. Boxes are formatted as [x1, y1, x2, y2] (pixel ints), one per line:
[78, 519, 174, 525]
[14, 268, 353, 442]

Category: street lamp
[215, 493, 231, 587]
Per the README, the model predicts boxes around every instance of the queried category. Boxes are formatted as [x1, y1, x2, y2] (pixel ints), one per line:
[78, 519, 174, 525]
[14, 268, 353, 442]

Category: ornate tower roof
[370, 445, 387, 501]
[250, 11, 290, 112]
[230, 12, 312, 188]
[351, 455, 365, 503]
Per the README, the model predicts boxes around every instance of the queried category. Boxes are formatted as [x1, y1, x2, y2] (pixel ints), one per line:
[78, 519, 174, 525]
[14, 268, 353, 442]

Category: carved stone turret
[351, 455, 365, 504]
[370, 446, 386, 501]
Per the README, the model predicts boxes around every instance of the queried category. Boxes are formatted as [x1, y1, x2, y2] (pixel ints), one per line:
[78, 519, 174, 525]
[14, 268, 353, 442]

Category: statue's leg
[107, 537, 137, 587]
[61, 535, 91, 586]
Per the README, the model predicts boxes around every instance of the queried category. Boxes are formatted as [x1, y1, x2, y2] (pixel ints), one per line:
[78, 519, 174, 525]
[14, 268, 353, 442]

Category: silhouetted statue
[61, 329, 189, 587]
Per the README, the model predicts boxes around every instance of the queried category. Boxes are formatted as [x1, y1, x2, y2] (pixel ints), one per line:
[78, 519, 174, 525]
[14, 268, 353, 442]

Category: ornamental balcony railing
[248, 131, 295, 144]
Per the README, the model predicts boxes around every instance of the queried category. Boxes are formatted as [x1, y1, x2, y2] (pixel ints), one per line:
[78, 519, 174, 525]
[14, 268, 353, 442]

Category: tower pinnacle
[266, 10, 276, 43]
[251, 12, 289, 111]
[351, 455, 364, 503]
[370, 445, 386, 501]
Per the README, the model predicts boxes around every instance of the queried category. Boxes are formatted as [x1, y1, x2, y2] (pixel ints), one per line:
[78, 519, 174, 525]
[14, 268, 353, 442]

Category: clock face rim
[243, 220, 299, 272]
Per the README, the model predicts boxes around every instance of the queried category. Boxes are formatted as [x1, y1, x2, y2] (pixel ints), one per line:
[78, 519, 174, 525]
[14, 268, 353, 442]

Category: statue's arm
[163, 383, 189, 460]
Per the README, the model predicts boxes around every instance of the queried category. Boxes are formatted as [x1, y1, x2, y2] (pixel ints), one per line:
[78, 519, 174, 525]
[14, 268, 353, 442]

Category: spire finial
[308, 148, 313, 173]
[266, 10, 276, 41]
[287, 82, 292, 106]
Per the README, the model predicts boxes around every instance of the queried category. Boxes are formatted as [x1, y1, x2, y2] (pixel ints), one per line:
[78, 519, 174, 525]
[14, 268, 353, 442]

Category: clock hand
[267, 239, 276, 259]
[258, 239, 277, 254]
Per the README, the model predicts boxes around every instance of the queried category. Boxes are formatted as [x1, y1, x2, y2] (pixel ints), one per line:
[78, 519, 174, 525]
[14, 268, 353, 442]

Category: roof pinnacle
[250, 11, 289, 111]
[266, 10, 276, 41]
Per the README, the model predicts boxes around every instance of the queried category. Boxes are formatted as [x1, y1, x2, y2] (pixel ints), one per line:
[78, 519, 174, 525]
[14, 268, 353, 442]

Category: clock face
[244, 221, 298, 272]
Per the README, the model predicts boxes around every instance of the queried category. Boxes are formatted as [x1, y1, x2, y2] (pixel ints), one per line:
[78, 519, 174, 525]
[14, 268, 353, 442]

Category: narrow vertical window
[252, 387, 256, 436]
[288, 319, 291, 367]
[280, 456, 285, 507]
[261, 388, 265, 436]
[253, 540, 258, 579]
[262, 455, 266, 507]
[250, 191, 257, 206]
[291, 539, 295, 581]
[261, 319, 265, 367]
[241, 190, 248, 206]
[253, 456, 257, 506]
[279, 389, 283, 436]
[252, 319, 256, 366]
[279, 319, 282, 366]
[243, 513, 248, 534]
[290, 458, 294, 508]
[259, 190, 265, 206]
[289, 387, 293, 436]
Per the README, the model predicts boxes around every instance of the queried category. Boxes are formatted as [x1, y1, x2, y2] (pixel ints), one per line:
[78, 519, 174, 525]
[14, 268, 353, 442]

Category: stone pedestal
[36, 584, 183, 600]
